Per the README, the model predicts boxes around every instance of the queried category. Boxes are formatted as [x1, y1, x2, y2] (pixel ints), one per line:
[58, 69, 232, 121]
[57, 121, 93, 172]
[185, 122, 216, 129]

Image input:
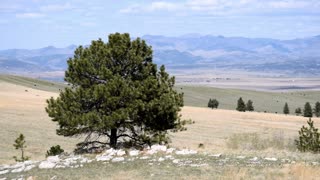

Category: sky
[0, 0, 320, 49]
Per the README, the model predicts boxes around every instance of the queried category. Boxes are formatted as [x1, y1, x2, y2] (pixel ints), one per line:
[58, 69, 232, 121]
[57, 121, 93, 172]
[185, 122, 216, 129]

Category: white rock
[264, 157, 277, 161]
[11, 166, 25, 173]
[9, 162, 24, 169]
[146, 149, 157, 155]
[116, 149, 126, 156]
[129, 150, 139, 156]
[24, 165, 35, 172]
[236, 156, 246, 159]
[158, 157, 165, 162]
[47, 156, 60, 163]
[112, 157, 125, 162]
[0, 170, 9, 175]
[39, 161, 56, 169]
[55, 165, 66, 169]
[105, 148, 116, 156]
[210, 153, 222, 158]
[165, 155, 173, 159]
[175, 149, 197, 155]
[140, 156, 150, 160]
[249, 157, 258, 161]
[172, 159, 179, 164]
[151, 145, 167, 152]
[166, 148, 175, 154]
[96, 155, 112, 162]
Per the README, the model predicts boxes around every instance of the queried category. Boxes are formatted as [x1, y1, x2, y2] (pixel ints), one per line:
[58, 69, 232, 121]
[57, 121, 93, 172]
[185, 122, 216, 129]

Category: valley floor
[1, 76, 320, 179]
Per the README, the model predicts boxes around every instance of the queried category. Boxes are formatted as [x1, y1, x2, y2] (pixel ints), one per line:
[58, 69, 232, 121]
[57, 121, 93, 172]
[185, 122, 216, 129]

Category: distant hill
[1, 35, 320, 77]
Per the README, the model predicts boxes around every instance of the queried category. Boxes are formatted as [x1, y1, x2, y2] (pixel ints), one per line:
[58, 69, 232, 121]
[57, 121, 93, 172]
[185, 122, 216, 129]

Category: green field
[176, 85, 320, 114]
[1, 74, 319, 115]
[0, 74, 66, 93]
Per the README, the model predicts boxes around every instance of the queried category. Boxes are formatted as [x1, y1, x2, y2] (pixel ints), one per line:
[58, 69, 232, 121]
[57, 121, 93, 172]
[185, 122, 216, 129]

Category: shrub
[13, 134, 30, 162]
[314, 102, 320, 117]
[208, 98, 219, 109]
[46, 145, 64, 157]
[295, 107, 302, 116]
[295, 118, 320, 152]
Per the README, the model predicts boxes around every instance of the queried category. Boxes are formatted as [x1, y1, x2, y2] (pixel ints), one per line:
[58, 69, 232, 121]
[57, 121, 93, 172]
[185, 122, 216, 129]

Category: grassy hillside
[176, 85, 320, 114]
[0, 74, 66, 93]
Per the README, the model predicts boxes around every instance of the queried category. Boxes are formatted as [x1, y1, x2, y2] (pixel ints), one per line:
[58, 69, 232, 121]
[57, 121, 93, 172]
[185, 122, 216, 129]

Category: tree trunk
[110, 128, 117, 148]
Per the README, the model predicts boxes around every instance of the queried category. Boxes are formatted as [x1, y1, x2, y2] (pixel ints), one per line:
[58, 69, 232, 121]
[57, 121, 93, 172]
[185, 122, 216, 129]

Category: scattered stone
[111, 157, 125, 162]
[11, 166, 25, 173]
[47, 156, 60, 163]
[146, 149, 157, 155]
[236, 156, 246, 159]
[264, 157, 277, 161]
[129, 150, 139, 156]
[140, 156, 150, 160]
[249, 157, 259, 161]
[166, 148, 175, 154]
[24, 165, 35, 172]
[312, 162, 319, 165]
[39, 161, 56, 169]
[116, 149, 126, 156]
[96, 155, 112, 162]
[0, 170, 9, 175]
[158, 157, 165, 162]
[172, 159, 179, 164]
[151, 144, 167, 152]
[175, 149, 197, 155]
[210, 153, 222, 158]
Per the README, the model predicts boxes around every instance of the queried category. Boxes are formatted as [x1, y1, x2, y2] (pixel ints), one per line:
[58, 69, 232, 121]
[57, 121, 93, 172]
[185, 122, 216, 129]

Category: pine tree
[314, 102, 320, 117]
[295, 107, 302, 116]
[246, 100, 254, 111]
[236, 97, 246, 112]
[46, 33, 184, 151]
[303, 102, 313, 117]
[212, 99, 219, 109]
[295, 118, 320, 152]
[208, 99, 213, 109]
[283, 103, 289, 115]
[13, 134, 30, 162]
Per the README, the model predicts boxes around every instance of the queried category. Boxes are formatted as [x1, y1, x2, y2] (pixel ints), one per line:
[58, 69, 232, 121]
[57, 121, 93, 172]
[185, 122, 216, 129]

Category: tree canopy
[46, 33, 184, 151]
[283, 102, 289, 115]
[236, 97, 246, 112]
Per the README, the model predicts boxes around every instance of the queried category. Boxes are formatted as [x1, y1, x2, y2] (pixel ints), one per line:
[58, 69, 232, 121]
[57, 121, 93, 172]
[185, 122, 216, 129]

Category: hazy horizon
[1, 0, 320, 49]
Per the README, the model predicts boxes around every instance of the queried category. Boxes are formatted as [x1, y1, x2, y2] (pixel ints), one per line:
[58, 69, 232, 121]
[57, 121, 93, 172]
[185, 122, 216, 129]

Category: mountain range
[1, 35, 320, 77]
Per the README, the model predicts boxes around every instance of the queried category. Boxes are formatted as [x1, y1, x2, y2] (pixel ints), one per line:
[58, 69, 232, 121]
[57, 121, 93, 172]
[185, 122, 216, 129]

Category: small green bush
[295, 118, 320, 153]
[46, 145, 64, 157]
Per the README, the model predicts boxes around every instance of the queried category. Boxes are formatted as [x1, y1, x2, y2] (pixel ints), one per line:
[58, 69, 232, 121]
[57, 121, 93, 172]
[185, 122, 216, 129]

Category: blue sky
[0, 0, 320, 49]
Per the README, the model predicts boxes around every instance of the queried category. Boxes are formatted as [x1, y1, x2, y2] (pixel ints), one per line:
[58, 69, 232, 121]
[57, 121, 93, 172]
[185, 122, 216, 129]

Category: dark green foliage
[314, 102, 320, 117]
[208, 98, 219, 109]
[13, 134, 30, 162]
[236, 97, 246, 112]
[295, 118, 320, 152]
[46, 33, 184, 151]
[303, 102, 313, 117]
[246, 100, 254, 111]
[295, 107, 302, 116]
[283, 103, 289, 115]
[46, 145, 64, 157]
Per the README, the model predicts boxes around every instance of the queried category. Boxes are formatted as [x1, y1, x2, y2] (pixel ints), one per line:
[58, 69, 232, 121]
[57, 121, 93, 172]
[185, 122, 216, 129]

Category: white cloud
[16, 13, 45, 18]
[120, 1, 178, 13]
[119, 0, 320, 15]
[40, 3, 73, 12]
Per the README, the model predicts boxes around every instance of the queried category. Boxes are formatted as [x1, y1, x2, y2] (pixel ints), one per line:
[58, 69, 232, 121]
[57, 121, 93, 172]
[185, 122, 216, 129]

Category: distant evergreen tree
[295, 107, 302, 116]
[208, 98, 219, 109]
[236, 97, 246, 112]
[304, 102, 313, 117]
[283, 103, 289, 115]
[295, 118, 320, 152]
[314, 102, 320, 117]
[246, 100, 254, 111]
